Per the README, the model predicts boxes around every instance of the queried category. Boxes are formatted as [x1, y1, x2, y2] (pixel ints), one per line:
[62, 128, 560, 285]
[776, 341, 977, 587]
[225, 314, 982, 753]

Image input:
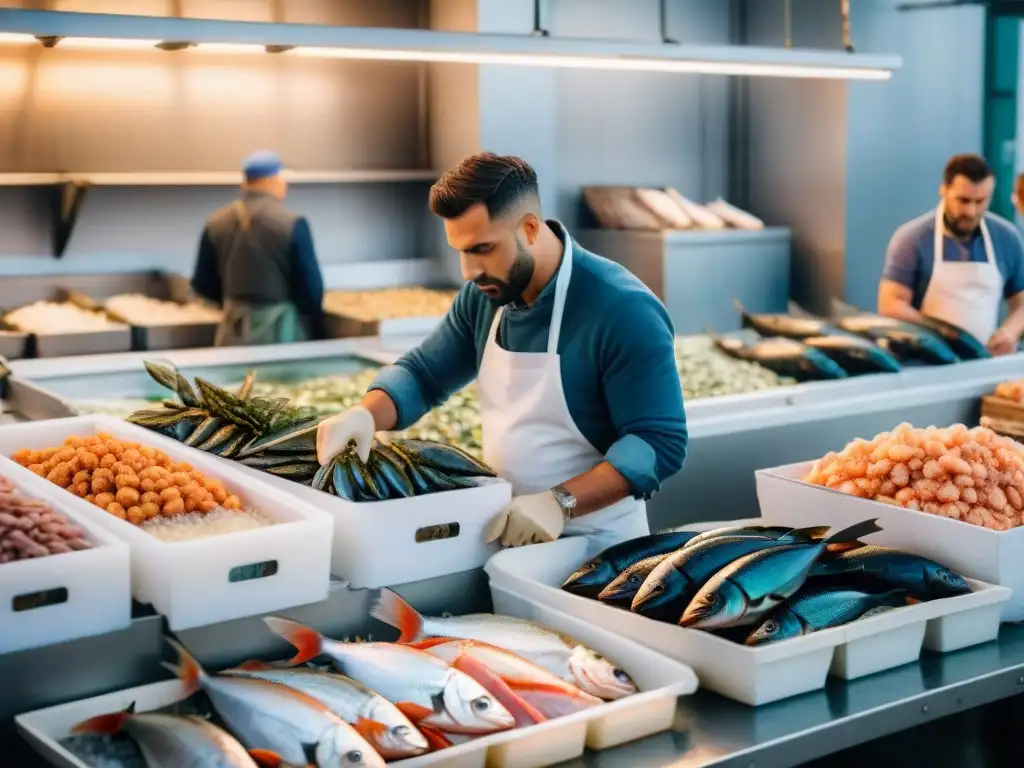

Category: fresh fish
[809, 545, 971, 599]
[561, 531, 701, 598]
[685, 525, 829, 549]
[630, 528, 825, 621]
[801, 334, 903, 375]
[389, 438, 496, 477]
[332, 456, 358, 502]
[597, 553, 674, 607]
[913, 315, 990, 360]
[711, 334, 849, 381]
[679, 519, 883, 630]
[221, 662, 428, 760]
[72, 706, 258, 768]
[262, 617, 515, 738]
[734, 299, 839, 340]
[745, 586, 908, 646]
[411, 638, 603, 722]
[369, 588, 636, 700]
[369, 446, 416, 499]
[828, 299, 958, 365]
[346, 454, 384, 501]
[248, 750, 313, 768]
[163, 638, 383, 768]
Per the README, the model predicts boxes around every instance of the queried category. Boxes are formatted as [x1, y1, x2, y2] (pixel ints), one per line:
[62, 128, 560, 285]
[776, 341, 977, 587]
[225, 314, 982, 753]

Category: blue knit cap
[242, 150, 284, 181]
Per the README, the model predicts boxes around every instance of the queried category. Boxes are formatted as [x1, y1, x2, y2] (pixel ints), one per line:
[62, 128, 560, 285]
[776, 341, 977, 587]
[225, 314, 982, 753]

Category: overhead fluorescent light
[56, 36, 160, 50]
[0, 32, 34, 45]
[0, 9, 901, 81]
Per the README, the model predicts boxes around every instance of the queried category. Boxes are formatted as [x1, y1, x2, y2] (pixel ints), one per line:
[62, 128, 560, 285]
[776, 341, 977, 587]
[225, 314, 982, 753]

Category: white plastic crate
[756, 461, 1024, 621]
[16, 595, 697, 768]
[0, 415, 333, 631]
[222, 457, 512, 589]
[0, 457, 131, 654]
[485, 537, 1009, 706]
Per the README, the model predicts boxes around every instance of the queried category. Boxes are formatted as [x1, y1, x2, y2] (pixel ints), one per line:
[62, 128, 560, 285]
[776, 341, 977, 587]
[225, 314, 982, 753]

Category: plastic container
[220, 458, 512, 589]
[0, 457, 130, 654]
[0, 415, 333, 631]
[484, 537, 1009, 706]
[756, 461, 1024, 621]
[16, 595, 698, 768]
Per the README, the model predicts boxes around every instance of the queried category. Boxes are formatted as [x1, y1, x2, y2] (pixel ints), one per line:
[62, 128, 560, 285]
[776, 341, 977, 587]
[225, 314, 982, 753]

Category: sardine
[73, 706, 257, 768]
[679, 519, 883, 630]
[261, 617, 515, 737]
[221, 663, 428, 760]
[712, 334, 849, 381]
[685, 525, 829, 549]
[809, 544, 971, 599]
[388, 438, 496, 477]
[369, 588, 637, 700]
[163, 638, 383, 768]
[745, 586, 908, 646]
[630, 528, 824, 621]
[412, 638, 603, 722]
[562, 531, 701, 598]
[597, 553, 674, 607]
[734, 299, 839, 340]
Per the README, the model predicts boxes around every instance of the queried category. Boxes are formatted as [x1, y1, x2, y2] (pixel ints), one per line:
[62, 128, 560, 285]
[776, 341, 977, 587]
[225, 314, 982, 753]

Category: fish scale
[124, 714, 256, 768]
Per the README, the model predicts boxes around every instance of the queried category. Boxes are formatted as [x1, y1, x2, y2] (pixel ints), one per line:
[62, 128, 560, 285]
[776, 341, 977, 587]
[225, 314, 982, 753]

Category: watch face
[553, 486, 576, 508]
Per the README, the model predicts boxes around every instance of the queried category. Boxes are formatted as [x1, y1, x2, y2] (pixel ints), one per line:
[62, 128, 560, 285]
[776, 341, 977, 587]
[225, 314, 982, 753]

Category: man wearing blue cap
[191, 150, 326, 346]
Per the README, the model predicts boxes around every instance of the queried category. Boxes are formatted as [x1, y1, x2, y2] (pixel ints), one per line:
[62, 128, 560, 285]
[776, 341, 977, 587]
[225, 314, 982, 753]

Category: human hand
[987, 327, 1020, 357]
[483, 491, 565, 547]
[315, 406, 374, 465]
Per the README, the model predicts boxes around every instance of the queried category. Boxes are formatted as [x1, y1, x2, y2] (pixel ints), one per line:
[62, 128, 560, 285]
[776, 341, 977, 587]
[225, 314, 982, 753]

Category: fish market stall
[323, 286, 458, 339]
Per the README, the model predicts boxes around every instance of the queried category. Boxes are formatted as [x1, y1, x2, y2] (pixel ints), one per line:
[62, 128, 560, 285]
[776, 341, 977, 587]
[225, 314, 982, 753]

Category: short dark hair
[429, 153, 539, 220]
[944, 154, 993, 185]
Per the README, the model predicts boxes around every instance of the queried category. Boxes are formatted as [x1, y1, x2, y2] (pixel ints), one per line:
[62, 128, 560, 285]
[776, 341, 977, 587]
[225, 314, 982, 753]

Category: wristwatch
[551, 485, 578, 521]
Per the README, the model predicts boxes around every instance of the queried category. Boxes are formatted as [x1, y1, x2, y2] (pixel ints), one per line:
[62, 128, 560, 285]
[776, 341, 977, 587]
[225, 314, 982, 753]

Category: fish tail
[371, 588, 423, 643]
[450, 654, 546, 727]
[825, 518, 882, 545]
[248, 749, 286, 767]
[263, 617, 324, 665]
[784, 525, 832, 541]
[72, 702, 136, 735]
[418, 724, 454, 752]
[163, 637, 205, 693]
[235, 659, 274, 671]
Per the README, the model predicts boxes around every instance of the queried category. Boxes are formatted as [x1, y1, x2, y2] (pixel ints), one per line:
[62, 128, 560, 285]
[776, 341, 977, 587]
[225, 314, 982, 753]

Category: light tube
[0, 32, 35, 45]
[55, 36, 160, 50]
[192, 42, 268, 54]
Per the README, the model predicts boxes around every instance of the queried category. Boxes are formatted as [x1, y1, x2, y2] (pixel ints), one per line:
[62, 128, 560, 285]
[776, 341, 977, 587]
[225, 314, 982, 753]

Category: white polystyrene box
[225, 458, 512, 589]
[0, 415, 333, 631]
[756, 461, 1024, 621]
[16, 595, 697, 768]
[0, 457, 131, 654]
[484, 537, 1010, 707]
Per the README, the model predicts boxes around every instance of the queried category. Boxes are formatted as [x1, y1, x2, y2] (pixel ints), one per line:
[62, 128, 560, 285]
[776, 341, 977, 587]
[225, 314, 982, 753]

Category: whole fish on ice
[680, 519, 883, 630]
[262, 616, 515, 744]
[221, 662, 428, 759]
[562, 530, 700, 598]
[164, 638, 383, 768]
[370, 588, 637, 700]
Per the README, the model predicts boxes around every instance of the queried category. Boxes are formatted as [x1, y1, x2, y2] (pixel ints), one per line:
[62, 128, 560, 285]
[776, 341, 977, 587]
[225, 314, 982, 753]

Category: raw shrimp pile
[994, 380, 1024, 403]
[805, 423, 1024, 531]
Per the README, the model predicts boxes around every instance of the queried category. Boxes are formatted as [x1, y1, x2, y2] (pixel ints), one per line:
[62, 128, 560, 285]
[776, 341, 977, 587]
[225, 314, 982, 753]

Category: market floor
[800, 695, 1017, 767]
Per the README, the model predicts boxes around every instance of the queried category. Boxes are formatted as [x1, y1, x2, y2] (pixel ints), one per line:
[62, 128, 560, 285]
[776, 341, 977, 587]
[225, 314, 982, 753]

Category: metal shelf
[0, 169, 437, 187]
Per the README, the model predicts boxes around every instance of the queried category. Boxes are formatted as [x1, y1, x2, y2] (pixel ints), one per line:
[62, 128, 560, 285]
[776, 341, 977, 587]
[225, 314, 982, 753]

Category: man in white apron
[878, 153, 1024, 354]
[317, 153, 688, 553]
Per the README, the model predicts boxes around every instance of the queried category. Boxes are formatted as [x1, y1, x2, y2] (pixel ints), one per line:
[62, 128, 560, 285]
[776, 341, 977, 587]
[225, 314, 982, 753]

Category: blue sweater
[369, 224, 688, 499]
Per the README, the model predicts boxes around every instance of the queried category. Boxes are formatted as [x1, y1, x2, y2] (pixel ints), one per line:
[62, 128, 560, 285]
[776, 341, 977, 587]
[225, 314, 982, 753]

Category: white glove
[484, 491, 565, 547]
[316, 406, 374, 466]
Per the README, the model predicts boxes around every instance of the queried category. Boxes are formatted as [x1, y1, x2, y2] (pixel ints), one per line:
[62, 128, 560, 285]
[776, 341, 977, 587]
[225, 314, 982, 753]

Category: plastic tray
[0, 457, 131, 655]
[756, 461, 1024, 621]
[16, 594, 698, 768]
[217, 458, 512, 590]
[0, 415, 334, 631]
[484, 537, 1009, 706]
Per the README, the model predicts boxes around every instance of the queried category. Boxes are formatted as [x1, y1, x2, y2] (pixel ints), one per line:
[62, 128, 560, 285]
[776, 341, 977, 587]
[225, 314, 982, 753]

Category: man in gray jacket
[191, 150, 326, 346]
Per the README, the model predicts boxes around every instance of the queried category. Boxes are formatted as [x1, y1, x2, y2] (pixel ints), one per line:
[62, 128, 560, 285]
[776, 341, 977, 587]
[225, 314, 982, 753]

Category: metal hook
[841, 0, 855, 53]
[660, 0, 678, 44]
[532, 0, 549, 37]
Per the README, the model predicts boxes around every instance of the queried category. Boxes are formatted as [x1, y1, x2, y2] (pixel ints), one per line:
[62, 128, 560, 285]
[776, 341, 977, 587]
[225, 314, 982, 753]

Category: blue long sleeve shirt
[369, 223, 688, 498]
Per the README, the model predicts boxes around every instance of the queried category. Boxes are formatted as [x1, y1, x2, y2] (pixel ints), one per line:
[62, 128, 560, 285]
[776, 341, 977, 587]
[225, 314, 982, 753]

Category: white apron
[920, 203, 1003, 343]
[476, 236, 649, 554]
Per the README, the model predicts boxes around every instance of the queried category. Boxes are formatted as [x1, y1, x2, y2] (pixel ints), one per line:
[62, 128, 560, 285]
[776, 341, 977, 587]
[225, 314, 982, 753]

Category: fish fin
[352, 716, 389, 741]
[71, 704, 134, 736]
[235, 659, 274, 671]
[371, 588, 424, 643]
[825, 519, 882, 545]
[430, 691, 446, 714]
[406, 637, 457, 651]
[263, 617, 323, 665]
[514, 688, 603, 718]
[163, 637, 204, 693]
[732, 298, 746, 314]
[788, 300, 814, 317]
[830, 297, 859, 317]
[826, 541, 862, 553]
[417, 724, 454, 752]
[248, 749, 285, 767]
[395, 701, 435, 722]
[799, 526, 832, 540]
[302, 743, 319, 764]
[450, 654, 546, 727]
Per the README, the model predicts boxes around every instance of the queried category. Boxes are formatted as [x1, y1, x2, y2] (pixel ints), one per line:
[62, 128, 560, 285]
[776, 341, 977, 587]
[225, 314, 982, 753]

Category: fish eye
[705, 593, 718, 605]
[613, 668, 630, 683]
[391, 725, 411, 737]
[652, 583, 666, 594]
[764, 620, 777, 634]
[471, 696, 492, 712]
[628, 574, 641, 585]
[344, 750, 363, 764]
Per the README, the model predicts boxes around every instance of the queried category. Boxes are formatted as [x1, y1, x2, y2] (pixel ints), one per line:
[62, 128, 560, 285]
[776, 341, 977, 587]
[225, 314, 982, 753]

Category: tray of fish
[485, 522, 1008, 707]
[0, 415, 334, 631]
[758, 421, 1024, 621]
[16, 587, 697, 768]
[0, 459, 130, 655]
